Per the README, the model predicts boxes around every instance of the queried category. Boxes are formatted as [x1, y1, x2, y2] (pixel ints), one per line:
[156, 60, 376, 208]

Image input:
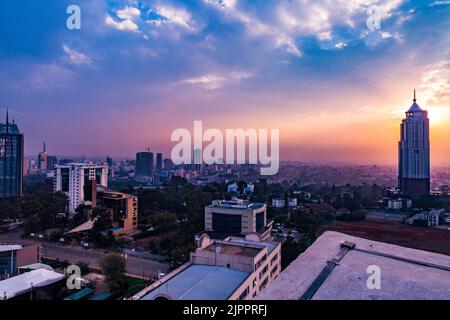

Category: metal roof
[64, 287, 94, 300]
[141, 265, 249, 300]
[0, 269, 65, 300]
[0, 245, 22, 253]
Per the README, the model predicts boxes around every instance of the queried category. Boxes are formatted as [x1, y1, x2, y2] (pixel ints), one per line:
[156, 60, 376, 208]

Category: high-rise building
[53, 163, 108, 213]
[0, 110, 24, 198]
[398, 91, 430, 197]
[163, 158, 173, 170]
[37, 142, 47, 172]
[156, 153, 163, 172]
[46, 156, 58, 171]
[106, 155, 113, 179]
[135, 151, 153, 176]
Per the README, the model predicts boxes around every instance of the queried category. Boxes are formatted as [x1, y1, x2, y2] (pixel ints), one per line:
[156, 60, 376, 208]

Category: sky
[0, 0, 449, 166]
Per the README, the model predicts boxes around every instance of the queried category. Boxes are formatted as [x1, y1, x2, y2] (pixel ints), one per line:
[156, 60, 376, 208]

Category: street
[0, 230, 170, 279]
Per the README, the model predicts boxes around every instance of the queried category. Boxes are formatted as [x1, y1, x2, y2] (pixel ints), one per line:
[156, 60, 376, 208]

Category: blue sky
[0, 0, 449, 165]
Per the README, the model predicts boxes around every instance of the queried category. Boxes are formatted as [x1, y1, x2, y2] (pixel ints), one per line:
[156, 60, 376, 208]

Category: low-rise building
[0, 244, 40, 280]
[0, 268, 65, 300]
[272, 198, 285, 208]
[386, 198, 412, 211]
[288, 198, 298, 208]
[132, 234, 281, 300]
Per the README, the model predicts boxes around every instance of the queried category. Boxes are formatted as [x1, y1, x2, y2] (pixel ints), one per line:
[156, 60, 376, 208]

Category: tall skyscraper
[37, 142, 47, 171]
[106, 155, 113, 179]
[398, 91, 430, 197]
[156, 153, 163, 172]
[53, 162, 109, 213]
[135, 151, 153, 176]
[0, 110, 24, 198]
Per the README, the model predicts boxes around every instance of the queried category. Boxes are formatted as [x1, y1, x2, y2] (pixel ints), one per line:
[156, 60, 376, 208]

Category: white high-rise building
[53, 163, 108, 213]
[398, 91, 430, 197]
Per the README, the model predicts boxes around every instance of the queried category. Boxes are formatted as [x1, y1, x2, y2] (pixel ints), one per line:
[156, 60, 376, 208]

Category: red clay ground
[321, 220, 450, 256]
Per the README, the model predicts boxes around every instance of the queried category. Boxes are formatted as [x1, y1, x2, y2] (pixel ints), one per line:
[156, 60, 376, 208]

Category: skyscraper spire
[413, 89, 416, 102]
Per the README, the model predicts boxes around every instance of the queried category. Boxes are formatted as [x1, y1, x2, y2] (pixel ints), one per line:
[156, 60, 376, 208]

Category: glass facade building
[0, 112, 24, 199]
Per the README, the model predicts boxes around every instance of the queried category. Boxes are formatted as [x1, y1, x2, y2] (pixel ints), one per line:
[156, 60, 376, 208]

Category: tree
[88, 208, 115, 248]
[24, 214, 41, 234]
[99, 253, 127, 293]
[147, 211, 177, 228]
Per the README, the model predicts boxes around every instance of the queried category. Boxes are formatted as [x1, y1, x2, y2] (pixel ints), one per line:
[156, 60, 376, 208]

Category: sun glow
[427, 106, 450, 126]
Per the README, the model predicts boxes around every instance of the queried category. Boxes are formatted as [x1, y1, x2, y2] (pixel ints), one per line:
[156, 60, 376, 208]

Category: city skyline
[0, 0, 449, 166]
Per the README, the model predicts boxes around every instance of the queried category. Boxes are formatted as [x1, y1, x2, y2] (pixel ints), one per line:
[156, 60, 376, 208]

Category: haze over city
[0, 0, 449, 166]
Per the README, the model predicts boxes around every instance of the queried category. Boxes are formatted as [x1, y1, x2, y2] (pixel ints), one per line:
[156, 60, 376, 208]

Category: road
[0, 230, 170, 279]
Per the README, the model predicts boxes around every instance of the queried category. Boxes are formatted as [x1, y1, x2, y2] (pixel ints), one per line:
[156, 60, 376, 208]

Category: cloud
[180, 71, 253, 90]
[105, 15, 139, 32]
[419, 60, 450, 106]
[204, 0, 302, 57]
[204, 0, 406, 55]
[28, 64, 75, 90]
[429, 1, 450, 6]
[153, 5, 196, 30]
[62, 45, 93, 66]
[116, 6, 141, 20]
[105, 6, 142, 32]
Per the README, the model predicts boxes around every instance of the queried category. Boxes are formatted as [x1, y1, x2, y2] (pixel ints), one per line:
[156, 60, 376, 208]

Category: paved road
[0, 231, 170, 279]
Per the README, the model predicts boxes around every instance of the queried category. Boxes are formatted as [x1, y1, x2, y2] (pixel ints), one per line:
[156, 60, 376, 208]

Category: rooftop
[0, 269, 65, 300]
[141, 264, 249, 300]
[208, 199, 265, 211]
[202, 242, 262, 258]
[0, 122, 21, 135]
[0, 245, 22, 253]
[257, 231, 450, 300]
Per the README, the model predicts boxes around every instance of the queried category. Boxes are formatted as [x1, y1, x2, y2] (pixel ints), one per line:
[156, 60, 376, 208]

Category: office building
[136, 151, 154, 176]
[106, 156, 113, 179]
[133, 234, 281, 300]
[53, 163, 108, 213]
[163, 158, 173, 170]
[46, 156, 58, 171]
[97, 186, 138, 235]
[37, 142, 47, 172]
[156, 153, 163, 172]
[205, 199, 272, 240]
[0, 111, 24, 198]
[398, 91, 430, 197]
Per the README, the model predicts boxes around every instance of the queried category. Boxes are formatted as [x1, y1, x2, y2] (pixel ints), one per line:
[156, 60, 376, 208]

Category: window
[238, 287, 250, 300]
[212, 212, 242, 234]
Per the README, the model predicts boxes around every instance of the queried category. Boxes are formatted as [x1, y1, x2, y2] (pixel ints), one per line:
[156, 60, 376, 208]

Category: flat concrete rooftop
[257, 231, 450, 300]
[203, 242, 262, 258]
